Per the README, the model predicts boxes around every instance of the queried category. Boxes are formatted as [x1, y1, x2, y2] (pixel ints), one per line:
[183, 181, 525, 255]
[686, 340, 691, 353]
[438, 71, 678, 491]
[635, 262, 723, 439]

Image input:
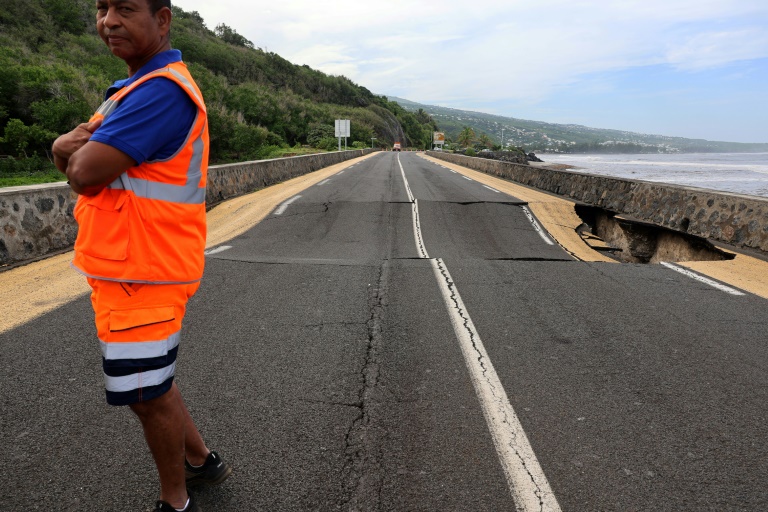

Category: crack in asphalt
[339, 259, 388, 511]
[486, 257, 573, 262]
[295, 397, 361, 408]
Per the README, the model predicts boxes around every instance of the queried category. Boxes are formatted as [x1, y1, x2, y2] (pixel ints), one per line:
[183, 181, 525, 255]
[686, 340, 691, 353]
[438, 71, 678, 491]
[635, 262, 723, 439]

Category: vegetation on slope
[0, 0, 437, 185]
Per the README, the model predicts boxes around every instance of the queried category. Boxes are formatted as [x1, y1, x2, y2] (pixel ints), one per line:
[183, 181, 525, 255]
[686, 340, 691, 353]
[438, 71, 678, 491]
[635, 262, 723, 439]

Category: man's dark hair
[147, 0, 171, 14]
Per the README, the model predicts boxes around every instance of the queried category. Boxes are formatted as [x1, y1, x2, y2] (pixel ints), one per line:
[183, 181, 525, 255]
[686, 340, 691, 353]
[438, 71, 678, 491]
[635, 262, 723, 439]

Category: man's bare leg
[173, 382, 210, 467]
[130, 382, 208, 508]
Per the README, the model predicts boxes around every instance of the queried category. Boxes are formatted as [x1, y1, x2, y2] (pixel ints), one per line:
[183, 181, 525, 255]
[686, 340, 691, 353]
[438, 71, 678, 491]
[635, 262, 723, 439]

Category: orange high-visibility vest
[72, 61, 208, 284]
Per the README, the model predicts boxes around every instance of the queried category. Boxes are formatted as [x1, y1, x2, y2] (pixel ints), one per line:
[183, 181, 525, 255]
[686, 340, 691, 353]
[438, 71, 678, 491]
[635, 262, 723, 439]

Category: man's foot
[154, 495, 200, 511]
[185, 451, 233, 486]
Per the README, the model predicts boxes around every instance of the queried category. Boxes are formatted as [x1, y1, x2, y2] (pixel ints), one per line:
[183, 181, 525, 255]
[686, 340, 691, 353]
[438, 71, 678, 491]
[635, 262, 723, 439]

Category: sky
[175, 0, 768, 143]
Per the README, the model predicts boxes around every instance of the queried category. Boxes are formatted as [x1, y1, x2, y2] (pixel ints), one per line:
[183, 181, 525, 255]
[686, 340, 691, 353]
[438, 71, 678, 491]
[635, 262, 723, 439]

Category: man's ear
[156, 6, 172, 37]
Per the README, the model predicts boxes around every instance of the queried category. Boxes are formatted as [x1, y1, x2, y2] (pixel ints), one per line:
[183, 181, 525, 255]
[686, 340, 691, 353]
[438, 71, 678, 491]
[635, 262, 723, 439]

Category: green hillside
[390, 97, 768, 154]
[0, 0, 437, 185]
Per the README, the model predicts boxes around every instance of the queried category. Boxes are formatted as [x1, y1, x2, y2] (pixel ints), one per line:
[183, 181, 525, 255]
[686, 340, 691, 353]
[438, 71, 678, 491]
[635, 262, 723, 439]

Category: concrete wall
[0, 149, 372, 266]
[427, 151, 768, 253]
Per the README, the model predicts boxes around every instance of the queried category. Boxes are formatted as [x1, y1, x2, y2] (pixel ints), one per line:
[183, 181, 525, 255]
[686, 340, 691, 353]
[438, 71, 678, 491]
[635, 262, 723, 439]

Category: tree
[214, 23, 255, 49]
[478, 133, 493, 149]
[0, 118, 57, 158]
[457, 126, 475, 148]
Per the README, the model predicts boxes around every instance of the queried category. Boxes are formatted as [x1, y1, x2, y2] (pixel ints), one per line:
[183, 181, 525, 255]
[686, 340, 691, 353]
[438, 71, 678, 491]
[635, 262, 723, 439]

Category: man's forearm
[66, 140, 136, 196]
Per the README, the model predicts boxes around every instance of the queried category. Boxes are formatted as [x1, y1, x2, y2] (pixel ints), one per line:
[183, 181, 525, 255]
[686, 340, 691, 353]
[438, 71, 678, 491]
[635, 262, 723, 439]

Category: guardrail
[0, 149, 373, 267]
[426, 151, 768, 253]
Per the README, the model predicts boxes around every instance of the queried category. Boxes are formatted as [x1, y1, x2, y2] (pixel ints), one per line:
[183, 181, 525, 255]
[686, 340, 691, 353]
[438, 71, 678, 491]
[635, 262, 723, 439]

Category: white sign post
[335, 119, 350, 151]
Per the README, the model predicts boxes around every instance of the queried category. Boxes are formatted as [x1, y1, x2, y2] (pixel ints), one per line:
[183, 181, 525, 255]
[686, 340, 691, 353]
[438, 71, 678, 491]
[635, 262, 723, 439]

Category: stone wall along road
[0, 149, 373, 267]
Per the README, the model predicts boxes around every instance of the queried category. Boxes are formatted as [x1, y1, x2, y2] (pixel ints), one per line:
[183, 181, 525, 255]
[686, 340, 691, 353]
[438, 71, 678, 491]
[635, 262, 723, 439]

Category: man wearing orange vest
[51, 1, 230, 511]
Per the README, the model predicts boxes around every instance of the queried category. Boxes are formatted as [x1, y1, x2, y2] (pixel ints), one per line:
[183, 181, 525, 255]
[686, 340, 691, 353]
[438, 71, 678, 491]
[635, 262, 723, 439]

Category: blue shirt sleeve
[90, 77, 197, 164]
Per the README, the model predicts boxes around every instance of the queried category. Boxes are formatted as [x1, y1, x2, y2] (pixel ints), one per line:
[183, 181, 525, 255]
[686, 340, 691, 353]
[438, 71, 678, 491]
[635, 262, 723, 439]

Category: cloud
[175, 0, 768, 140]
[665, 28, 768, 70]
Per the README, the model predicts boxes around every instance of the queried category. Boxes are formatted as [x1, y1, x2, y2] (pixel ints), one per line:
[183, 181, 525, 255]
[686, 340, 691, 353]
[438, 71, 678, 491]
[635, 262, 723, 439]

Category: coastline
[531, 152, 768, 198]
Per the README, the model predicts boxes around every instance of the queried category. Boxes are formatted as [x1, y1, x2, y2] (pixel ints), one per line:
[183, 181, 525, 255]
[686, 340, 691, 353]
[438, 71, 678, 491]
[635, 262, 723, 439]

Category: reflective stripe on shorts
[105, 362, 176, 393]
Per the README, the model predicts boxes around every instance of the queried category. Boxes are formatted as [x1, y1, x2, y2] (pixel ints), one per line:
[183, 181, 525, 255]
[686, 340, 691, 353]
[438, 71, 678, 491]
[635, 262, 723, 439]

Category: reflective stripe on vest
[105, 119, 207, 205]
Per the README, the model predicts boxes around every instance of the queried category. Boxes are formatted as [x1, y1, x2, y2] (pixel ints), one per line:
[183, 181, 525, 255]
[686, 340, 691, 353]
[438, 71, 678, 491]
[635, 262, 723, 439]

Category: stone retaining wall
[0, 149, 372, 266]
[427, 151, 768, 253]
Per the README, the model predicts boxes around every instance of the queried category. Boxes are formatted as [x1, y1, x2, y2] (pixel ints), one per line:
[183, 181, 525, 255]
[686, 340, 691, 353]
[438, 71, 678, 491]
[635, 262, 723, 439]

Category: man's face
[96, 0, 168, 67]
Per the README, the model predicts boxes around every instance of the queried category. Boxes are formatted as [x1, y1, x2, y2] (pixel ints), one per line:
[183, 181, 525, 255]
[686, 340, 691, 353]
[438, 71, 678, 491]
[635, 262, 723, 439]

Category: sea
[537, 153, 768, 198]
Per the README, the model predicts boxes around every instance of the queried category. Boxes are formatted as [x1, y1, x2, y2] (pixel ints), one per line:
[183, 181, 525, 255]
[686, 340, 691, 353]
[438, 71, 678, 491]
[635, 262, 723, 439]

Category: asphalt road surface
[2, 152, 768, 511]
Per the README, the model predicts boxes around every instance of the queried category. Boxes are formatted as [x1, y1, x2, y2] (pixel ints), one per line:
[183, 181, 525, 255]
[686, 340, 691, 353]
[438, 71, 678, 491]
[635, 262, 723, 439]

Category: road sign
[335, 120, 350, 138]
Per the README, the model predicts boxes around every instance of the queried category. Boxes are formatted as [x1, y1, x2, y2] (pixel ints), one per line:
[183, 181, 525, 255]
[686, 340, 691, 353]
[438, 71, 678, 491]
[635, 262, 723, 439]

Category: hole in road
[574, 205, 734, 264]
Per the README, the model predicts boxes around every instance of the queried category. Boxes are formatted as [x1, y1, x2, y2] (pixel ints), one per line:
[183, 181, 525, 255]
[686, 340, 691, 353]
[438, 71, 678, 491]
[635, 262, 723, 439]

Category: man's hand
[52, 119, 103, 174]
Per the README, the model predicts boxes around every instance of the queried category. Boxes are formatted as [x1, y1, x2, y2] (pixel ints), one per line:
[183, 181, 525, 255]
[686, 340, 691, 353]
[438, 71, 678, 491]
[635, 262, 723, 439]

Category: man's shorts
[87, 278, 200, 406]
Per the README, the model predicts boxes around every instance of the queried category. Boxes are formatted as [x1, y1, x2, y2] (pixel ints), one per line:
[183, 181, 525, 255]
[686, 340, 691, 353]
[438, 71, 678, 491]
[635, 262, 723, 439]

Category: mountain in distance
[388, 96, 768, 154]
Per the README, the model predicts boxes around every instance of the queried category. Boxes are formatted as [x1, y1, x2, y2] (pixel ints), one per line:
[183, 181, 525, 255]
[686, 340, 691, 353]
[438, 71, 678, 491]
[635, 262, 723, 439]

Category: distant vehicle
[393, 142, 401, 152]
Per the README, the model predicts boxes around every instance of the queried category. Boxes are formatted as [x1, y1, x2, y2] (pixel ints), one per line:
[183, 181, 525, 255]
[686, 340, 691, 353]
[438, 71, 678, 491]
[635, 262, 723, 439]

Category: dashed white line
[274, 195, 302, 215]
[204, 245, 232, 256]
[462, 176, 473, 181]
[521, 206, 555, 246]
[317, 179, 331, 186]
[483, 185, 501, 193]
[660, 262, 746, 296]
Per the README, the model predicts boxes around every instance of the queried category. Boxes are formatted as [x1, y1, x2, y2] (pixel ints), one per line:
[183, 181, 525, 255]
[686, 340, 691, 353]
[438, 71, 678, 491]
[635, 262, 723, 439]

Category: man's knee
[129, 386, 177, 422]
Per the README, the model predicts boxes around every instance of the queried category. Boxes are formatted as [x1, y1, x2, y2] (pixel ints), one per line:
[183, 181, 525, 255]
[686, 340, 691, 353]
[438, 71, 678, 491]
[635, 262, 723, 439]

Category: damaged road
[3, 152, 768, 511]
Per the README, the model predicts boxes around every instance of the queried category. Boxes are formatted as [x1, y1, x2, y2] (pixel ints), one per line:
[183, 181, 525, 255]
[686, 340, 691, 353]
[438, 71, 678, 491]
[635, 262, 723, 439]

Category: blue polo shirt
[89, 50, 197, 164]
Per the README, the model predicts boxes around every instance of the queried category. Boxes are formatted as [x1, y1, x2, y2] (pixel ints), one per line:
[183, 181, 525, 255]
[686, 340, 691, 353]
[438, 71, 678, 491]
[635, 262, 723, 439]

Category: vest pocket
[75, 191, 130, 261]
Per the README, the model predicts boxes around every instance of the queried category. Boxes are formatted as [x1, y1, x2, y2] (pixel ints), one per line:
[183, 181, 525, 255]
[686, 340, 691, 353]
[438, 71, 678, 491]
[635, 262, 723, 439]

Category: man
[52, 1, 231, 510]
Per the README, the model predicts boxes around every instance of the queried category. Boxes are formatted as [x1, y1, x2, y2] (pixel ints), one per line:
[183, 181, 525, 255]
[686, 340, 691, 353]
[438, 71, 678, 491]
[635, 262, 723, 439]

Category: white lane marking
[400, 156, 560, 510]
[521, 206, 555, 246]
[449, 170, 457, 174]
[204, 245, 232, 256]
[412, 199, 430, 259]
[431, 257, 562, 512]
[462, 176, 473, 181]
[317, 179, 331, 186]
[274, 195, 302, 215]
[397, 153, 415, 202]
[398, 154, 428, 256]
[483, 185, 501, 193]
[660, 262, 746, 296]
[337, 170, 345, 175]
